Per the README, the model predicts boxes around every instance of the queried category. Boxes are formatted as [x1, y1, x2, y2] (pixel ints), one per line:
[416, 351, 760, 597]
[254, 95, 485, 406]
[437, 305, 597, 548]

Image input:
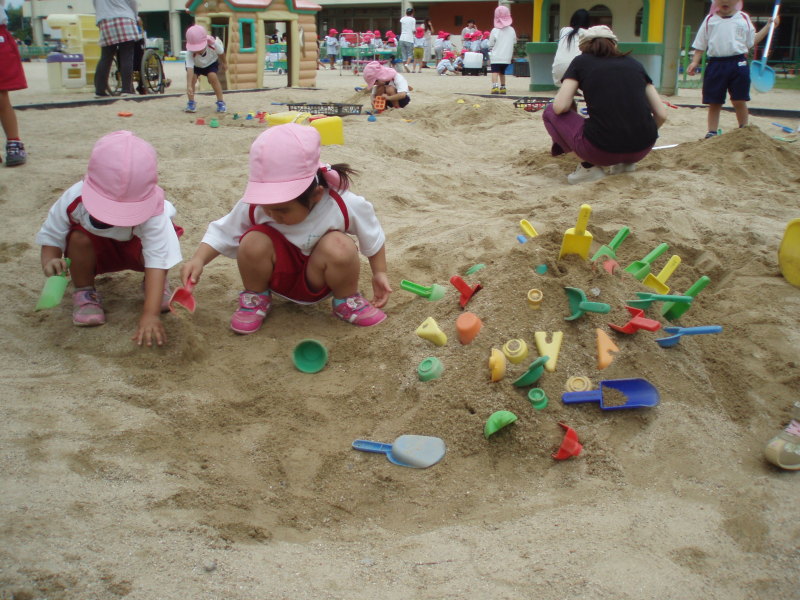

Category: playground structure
[185, 0, 322, 89]
[44, 14, 101, 87]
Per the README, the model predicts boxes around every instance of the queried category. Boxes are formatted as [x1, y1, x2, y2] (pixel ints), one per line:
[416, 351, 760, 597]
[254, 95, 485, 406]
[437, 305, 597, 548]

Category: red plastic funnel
[449, 275, 482, 308]
[169, 280, 196, 314]
[552, 422, 582, 460]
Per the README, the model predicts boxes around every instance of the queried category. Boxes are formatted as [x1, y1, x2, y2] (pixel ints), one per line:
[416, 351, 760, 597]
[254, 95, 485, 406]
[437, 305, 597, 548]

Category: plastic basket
[285, 103, 362, 116]
[513, 97, 551, 112]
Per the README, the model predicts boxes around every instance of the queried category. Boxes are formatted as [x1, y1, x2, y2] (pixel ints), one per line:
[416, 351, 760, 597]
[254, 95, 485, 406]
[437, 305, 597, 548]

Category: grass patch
[774, 76, 800, 90]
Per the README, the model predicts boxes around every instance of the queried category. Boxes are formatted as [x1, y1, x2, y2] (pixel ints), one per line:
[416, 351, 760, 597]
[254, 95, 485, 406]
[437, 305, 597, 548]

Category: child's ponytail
[319, 163, 357, 192]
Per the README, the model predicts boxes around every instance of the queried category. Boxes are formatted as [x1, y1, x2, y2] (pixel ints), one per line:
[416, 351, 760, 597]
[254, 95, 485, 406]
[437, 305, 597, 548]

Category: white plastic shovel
[352, 435, 446, 468]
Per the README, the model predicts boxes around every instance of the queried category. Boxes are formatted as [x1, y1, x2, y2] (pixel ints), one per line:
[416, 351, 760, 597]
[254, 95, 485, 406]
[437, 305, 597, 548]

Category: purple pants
[542, 104, 652, 167]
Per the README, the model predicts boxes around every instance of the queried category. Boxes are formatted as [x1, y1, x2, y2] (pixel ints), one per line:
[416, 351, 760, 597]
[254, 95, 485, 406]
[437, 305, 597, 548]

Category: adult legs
[95, 44, 117, 95]
[117, 40, 136, 94]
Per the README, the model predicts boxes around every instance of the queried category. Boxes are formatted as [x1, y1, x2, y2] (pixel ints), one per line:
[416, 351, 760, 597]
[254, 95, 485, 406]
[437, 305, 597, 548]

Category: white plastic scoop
[352, 435, 446, 468]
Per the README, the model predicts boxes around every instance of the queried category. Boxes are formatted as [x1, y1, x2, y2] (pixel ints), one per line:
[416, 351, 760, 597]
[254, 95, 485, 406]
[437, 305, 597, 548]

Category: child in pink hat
[324, 28, 340, 69]
[184, 24, 227, 113]
[35, 131, 183, 346]
[488, 5, 517, 94]
[182, 124, 392, 334]
[362, 61, 411, 109]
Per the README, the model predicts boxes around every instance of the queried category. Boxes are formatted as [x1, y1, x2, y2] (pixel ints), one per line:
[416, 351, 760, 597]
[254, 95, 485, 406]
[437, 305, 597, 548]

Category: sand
[1, 61, 799, 599]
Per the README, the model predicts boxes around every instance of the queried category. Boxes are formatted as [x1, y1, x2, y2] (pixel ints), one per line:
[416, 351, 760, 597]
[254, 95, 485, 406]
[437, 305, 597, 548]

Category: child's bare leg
[491, 72, 499, 85]
[66, 230, 97, 288]
[186, 71, 197, 101]
[707, 103, 723, 133]
[0, 91, 20, 139]
[386, 84, 400, 108]
[732, 100, 749, 127]
[207, 72, 224, 102]
[499, 73, 506, 87]
[306, 232, 359, 298]
[237, 232, 275, 292]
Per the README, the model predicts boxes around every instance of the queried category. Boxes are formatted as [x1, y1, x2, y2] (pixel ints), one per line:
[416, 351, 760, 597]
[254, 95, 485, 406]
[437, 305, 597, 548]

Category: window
[239, 19, 255, 53]
[588, 5, 612, 29]
[635, 7, 643, 37]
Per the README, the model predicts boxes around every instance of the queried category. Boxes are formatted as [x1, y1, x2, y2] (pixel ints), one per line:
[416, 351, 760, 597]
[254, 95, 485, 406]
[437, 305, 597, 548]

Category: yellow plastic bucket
[310, 116, 344, 146]
[266, 111, 312, 126]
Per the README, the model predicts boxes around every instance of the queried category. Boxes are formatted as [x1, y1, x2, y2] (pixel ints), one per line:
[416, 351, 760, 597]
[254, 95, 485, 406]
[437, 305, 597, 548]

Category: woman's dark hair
[294, 163, 358, 208]
[566, 9, 591, 46]
[578, 37, 629, 58]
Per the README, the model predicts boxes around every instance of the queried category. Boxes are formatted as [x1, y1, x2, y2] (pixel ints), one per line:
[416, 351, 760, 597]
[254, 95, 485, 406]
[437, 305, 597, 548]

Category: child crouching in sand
[180, 124, 392, 335]
[35, 131, 183, 346]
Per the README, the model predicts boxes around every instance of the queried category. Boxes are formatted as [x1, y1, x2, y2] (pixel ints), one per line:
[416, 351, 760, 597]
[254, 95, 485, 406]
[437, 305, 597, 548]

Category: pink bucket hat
[362, 61, 397, 89]
[82, 131, 165, 227]
[494, 5, 513, 28]
[243, 124, 325, 205]
[186, 24, 213, 52]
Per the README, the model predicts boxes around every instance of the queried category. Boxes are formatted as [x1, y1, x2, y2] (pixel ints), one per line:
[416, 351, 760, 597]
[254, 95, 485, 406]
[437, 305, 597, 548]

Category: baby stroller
[106, 38, 169, 95]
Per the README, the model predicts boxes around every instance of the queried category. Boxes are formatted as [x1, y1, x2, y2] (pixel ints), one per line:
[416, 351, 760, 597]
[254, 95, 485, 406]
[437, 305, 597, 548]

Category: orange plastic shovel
[169, 280, 196, 314]
[559, 204, 593, 259]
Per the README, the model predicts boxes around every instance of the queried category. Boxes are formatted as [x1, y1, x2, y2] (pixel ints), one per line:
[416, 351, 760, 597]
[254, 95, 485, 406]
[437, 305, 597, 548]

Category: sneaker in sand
[567, 164, 606, 185]
[332, 294, 386, 326]
[765, 401, 800, 471]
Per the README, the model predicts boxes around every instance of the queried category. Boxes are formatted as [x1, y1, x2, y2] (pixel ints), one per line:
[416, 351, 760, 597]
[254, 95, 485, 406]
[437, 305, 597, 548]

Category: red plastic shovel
[609, 306, 661, 334]
[169, 280, 196, 314]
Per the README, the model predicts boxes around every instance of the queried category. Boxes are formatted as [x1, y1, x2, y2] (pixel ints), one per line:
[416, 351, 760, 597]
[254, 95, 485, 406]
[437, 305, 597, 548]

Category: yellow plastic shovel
[779, 218, 800, 288]
[642, 255, 681, 294]
[559, 204, 593, 259]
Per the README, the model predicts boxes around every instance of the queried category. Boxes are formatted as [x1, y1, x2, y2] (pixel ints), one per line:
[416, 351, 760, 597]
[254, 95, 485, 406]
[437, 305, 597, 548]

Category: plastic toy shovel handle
[574, 204, 591, 236]
[608, 226, 630, 251]
[562, 390, 604, 404]
[352, 440, 393, 454]
[577, 301, 611, 314]
[638, 243, 669, 266]
[400, 279, 432, 297]
[763, 0, 781, 59]
[666, 326, 722, 337]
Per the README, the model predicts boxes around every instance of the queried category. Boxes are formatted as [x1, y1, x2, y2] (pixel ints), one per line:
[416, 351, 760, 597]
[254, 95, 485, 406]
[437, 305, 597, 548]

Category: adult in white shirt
[398, 7, 416, 72]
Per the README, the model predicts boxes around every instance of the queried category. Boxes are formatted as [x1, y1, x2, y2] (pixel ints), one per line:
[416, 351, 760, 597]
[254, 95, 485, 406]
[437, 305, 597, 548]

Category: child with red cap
[35, 131, 183, 346]
[362, 61, 410, 109]
[324, 28, 339, 69]
[181, 124, 391, 334]
[412, 26, 426, 72]
[184, 24, 227, 113]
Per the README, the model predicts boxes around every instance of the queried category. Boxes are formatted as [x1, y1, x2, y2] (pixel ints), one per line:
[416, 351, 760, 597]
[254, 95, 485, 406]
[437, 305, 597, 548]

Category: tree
[6, 6, 31, 42]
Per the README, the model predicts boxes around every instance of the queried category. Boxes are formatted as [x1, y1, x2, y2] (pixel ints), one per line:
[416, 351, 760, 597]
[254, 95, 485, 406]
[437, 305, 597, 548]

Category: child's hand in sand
[371, 272, 392, 308]
[181, 258, 205, 287]
[133, 313, 166, 347]
[42, 257, 68, 277]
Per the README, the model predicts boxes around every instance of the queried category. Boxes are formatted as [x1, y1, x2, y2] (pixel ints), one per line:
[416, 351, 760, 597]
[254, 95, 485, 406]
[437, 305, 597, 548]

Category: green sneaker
[765, 401, 800, 470]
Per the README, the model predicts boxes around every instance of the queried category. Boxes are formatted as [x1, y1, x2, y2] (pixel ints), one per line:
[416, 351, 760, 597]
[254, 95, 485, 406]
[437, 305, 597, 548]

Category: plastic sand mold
[35, 258, 71, 311]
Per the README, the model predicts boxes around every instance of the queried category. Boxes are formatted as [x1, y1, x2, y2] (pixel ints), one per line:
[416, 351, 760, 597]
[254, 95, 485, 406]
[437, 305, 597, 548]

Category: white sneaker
[607, 163, 637, 175]
[567, 164, 606, 185]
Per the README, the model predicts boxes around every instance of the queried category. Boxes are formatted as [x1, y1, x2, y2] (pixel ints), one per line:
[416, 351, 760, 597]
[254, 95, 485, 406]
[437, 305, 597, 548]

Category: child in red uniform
[35, 131, 183, 346]
[0, 0, 27, 166]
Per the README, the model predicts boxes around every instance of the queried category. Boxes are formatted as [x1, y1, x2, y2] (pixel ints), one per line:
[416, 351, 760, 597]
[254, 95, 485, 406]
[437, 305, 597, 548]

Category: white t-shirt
[488, 26, 517, 64]
[413, 36, 425, 49]
[325, 35, 339, 55]
[692, 11, 755, 57]
[370, 72, 409, 97]
[202, 189, 385, 259]
[35, 181, 182, 270]
[399, 15, 416, 43]
[185, 37, 225, 69]
[436, 58, 455, 72]
[552, 26, 585, 86]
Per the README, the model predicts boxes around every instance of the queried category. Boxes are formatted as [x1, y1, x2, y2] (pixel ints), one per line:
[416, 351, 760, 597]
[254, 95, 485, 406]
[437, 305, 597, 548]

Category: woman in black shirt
[542, 25, 667, 184]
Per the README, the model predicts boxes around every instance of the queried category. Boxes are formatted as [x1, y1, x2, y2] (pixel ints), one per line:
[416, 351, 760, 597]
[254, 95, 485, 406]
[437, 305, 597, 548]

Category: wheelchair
[106, 39, 168, 95]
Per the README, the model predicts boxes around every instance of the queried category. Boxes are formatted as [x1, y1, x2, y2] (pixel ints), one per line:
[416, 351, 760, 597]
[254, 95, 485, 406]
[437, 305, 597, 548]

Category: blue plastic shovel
[352, 435, 446, 468]
[751, 0, 781, 93]
[656, 325, 722, 348]
[562, 378, 660, 410]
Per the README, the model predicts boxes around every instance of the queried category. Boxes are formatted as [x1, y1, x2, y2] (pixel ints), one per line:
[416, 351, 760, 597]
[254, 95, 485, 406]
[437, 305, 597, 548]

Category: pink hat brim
[81, 178, 165, 227]
[242, 174, 316, 206]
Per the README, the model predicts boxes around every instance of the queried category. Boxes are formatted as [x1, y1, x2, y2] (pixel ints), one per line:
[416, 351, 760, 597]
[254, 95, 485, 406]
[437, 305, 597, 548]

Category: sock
[333, 297, 348, 307]
[7, 137, 20, 141]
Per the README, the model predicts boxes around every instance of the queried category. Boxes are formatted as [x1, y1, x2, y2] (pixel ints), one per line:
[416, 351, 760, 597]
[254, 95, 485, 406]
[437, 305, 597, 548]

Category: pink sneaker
[72, 289, 106, 326]
[230, 291, 271, 334]
[332, 294, 387, 326]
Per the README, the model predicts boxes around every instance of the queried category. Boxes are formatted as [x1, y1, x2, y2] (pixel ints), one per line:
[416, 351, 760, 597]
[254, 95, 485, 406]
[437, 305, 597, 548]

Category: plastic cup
[417, 357, 444, 381]
[292, 339, 328, 373]
[502, 338, 528, 364]
[527, 289, 543, 309]
[528, 388, 548, 410]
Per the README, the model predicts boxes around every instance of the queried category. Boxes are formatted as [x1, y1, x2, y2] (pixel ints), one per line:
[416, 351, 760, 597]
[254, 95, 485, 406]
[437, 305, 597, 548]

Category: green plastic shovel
[35, 258, 71, 311]
[624, 243, 668, 280]
[591, 226, 630, 262]
[626, 292, 693, 309]
[400, 279, 446, 301]
[661, 276, 711, 321]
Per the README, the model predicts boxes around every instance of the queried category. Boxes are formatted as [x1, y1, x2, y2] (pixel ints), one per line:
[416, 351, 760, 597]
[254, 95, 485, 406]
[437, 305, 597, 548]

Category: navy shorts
[193, 61, 220, 77]
[703, 55, 750, 104]
[490, 63, 508, 74]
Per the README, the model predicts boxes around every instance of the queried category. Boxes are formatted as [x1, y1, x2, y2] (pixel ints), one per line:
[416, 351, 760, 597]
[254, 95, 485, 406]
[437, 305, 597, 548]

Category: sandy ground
[1, 61, 799, 600]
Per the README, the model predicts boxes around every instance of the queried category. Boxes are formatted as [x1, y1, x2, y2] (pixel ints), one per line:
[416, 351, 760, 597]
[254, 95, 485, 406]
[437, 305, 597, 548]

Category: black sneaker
[5, 140, 26, 167]
[704, 131, 718, 139]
